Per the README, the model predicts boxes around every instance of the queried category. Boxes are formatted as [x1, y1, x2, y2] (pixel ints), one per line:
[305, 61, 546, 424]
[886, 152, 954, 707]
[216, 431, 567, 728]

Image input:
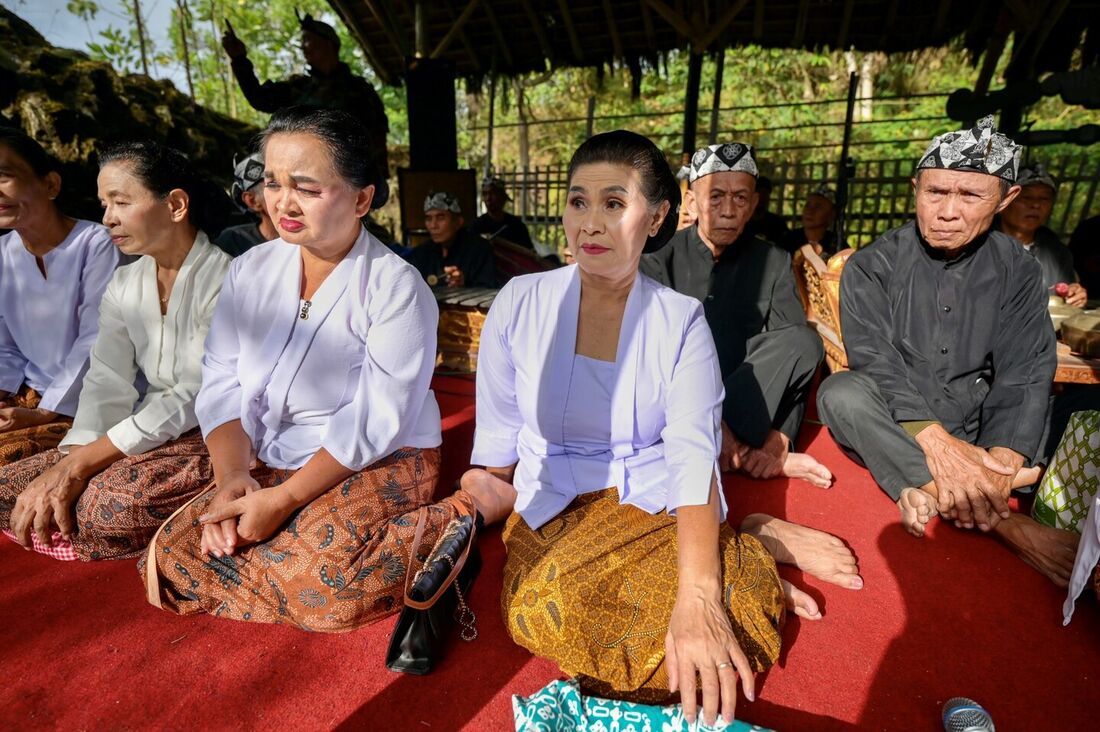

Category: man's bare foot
[741, 513, 863, 589]
[782, 452, 833, 488]
[1012, 465, 1043, 489]
[994, 512, 1079, 587]
[459, 469, 517, 525]
[897, 487, 937, 538]
[781, 579, 822, 620]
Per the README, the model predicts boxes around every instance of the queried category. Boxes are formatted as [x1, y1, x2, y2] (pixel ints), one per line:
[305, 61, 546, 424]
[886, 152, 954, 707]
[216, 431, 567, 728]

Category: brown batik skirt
[0, 429, 213, 560]
[501, 488, 785, 703]
[143, 446, 471, 633]
[0, 387, 72, 466]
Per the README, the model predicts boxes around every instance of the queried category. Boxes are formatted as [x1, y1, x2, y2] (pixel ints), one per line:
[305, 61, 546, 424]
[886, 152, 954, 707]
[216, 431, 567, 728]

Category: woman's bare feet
[897, 487, 937, 538]
[459, 469, 517, 525]
[782, 452, 833, 488]
[781, 579, 822, 620]
[741, 513, 863, 589]
[994, 512, 1079, 587]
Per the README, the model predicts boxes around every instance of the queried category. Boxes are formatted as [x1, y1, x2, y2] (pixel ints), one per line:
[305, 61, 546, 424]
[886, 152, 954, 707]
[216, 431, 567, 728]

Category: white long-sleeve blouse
[60, 233, 231, 455]
[0, 220, 119, 416]
[471, 265, 726, 530]
[196, 229, 442, 472]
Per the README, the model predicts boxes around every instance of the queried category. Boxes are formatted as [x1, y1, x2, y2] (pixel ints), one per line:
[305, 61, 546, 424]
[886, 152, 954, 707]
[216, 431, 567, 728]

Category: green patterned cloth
[512, 679, 775, 731]
[1034, 411, 1100, 533]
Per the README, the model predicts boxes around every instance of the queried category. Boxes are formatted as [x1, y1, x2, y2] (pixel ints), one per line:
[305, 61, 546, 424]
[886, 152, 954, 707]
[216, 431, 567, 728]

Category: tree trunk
[132, 0, 150, 76]
[176, 0, 195, 100]
[209, 1, 236, 118]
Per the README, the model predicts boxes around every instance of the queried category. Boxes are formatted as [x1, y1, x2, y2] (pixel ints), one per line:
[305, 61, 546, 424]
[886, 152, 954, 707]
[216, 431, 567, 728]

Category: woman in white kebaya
[145, 107, 474, 632]
[0, 126, 119, 463]
[0, 141, 231, 560]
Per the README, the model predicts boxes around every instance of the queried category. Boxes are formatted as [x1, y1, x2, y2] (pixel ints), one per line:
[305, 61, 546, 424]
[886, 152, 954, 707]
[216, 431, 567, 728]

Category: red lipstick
[279, 218, 305, 233]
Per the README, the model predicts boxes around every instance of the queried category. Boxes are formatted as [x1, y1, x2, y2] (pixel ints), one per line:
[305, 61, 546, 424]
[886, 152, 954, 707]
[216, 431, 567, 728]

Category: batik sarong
[502, 488, 785, 703]
[0, 429, 212, 560]
[0, 387, 72, 466]
[143, 447, 470, 632]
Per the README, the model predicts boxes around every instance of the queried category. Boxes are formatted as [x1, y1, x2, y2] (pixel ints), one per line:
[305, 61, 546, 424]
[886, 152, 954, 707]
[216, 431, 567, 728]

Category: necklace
[299, 299, 312, 320]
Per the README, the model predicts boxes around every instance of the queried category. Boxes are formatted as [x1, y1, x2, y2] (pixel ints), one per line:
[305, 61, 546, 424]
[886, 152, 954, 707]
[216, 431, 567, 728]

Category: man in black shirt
[215, 152, 277, 257]
[408, 191, 496, 289]
[642, 143, 829, 489]
[817, 116, 1078, 586]
[469, 176, 534, 250]
[221, 14, 389, 176]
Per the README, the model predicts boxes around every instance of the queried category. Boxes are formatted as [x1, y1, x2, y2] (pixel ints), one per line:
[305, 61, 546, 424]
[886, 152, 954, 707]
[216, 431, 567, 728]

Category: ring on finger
[717, 661, 731, 670]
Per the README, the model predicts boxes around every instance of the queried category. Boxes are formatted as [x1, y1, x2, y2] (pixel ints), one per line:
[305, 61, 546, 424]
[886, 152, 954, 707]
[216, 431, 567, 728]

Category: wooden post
[681, 50, 704, 165]
[414, 0, 427, 58]
[708, 50, 725, 144]
[835, 71, 859, 245]
[586, 96, 596, 139]
[484, 74, 497, 179]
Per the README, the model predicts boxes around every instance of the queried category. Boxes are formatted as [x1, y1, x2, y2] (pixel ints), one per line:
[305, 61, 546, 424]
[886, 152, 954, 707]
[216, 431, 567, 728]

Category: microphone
[942, 697, 996, 732]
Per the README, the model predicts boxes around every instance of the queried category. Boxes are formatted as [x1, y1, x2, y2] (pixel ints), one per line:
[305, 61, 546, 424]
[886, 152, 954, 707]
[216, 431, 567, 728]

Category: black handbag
[385, 510, 481, 675]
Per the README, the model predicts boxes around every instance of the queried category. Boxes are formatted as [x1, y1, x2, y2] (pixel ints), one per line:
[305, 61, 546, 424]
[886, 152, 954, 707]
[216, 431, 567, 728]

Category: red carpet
[2, 375, 1097, 731]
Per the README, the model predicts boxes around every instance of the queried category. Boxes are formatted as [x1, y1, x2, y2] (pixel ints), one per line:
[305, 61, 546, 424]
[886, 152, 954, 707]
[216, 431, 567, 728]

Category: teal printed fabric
[512, 679, 775, 732]
[1034, 411, 1100, 534]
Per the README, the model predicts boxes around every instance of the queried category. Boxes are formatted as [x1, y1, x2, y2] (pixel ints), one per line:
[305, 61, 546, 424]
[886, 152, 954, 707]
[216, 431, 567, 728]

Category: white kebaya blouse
[196, 229, 442, 472]
[471, 265, 727, 529]
[0, 220, 119, 416]
[60, 233, 231, 455]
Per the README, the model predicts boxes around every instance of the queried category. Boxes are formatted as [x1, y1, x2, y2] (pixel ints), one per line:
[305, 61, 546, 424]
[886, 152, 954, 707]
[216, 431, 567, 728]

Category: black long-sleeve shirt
[640, 225, 806, 378]
[407, 228, 497, 289]
[841, 221, 1055, 460]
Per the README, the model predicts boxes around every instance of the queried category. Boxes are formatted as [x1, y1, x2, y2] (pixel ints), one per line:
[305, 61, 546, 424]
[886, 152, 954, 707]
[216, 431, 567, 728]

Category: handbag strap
[403, 505, 477, 611]
[145, 481, 217, 609]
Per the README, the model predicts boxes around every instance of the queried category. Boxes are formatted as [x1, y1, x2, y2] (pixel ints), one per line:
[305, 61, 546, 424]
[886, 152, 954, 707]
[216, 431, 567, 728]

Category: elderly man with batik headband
[642, 143, 830, 490]
[997, 163, 1087, 307]
[408, 191, 496, 289]
[214, 152, 277, 257]
[818, 116, 1080, 586]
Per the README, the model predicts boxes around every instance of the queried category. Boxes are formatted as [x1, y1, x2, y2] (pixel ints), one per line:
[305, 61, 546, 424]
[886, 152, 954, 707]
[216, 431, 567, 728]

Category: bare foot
[741, 513, 863, 590]
[1012, 465, 1043, 489]
[459, 468, 517, 526]
[994, 513, 1079, 587]
[897, 487, 937, 538]
[783, 452, 833, 488]
[781, 579, 821, 620]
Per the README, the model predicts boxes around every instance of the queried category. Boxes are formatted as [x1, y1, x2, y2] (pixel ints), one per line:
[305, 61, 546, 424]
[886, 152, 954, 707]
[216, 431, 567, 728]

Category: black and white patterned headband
[689, 142, 758, 183]
[424, 191, 461, 214]
[917, 115, 1021, 182]
[1015, 163, 1058, 192]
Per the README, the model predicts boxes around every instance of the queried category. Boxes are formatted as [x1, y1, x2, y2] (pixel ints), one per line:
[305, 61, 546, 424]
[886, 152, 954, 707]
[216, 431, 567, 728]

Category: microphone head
[943, 697, 995, 732]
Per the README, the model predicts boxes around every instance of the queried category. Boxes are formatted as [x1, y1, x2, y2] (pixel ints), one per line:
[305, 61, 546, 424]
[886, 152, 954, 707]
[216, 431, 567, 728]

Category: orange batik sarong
[0, 387, 71, 465]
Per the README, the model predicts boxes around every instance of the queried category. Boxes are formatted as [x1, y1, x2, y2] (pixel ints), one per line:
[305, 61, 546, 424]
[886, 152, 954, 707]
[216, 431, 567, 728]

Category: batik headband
[809, 184, 837, 206]
[424, 190, 462, 214]
[916, 115, 1021, 182]
[481, 176, 512, 201]
[1015, 163, 1058, 192]
[230, 152, 264, 207]
[689, 142, 758, 183]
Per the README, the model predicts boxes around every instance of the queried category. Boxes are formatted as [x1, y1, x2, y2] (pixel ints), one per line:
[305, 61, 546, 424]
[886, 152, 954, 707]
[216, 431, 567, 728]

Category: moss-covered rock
[1, 7, 257, 220]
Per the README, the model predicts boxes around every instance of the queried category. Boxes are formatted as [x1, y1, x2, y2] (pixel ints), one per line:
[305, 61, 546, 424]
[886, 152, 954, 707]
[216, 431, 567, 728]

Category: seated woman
[144, 107, 471, 632]
[459, 131, 793, 726]
[0, 141, 232, 558]
[0, 127, 119, 464]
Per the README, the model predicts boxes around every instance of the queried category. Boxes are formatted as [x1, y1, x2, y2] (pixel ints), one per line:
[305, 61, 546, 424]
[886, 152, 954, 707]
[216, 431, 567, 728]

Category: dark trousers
[724, 325, 824, 449]
[816, 371, 935, 500]
[817, 371, 1100, 501]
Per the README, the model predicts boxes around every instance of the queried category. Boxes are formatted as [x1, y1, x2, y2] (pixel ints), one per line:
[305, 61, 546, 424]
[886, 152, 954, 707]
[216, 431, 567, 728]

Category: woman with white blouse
[459, 131, 787, 727]
[144, 107, 471, 633]
[0, 127, 119, 464]
[0, 141, 232, 560]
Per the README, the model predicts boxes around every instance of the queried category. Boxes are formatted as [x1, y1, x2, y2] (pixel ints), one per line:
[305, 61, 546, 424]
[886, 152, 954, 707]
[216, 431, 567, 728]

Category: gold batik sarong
[502, 488, 785, 702]
[0, 387, 71, 466]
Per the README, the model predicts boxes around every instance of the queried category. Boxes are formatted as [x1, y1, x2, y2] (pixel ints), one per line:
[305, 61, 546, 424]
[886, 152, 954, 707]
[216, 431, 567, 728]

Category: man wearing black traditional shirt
[408, 191, 496, 289]
[642, 143, 830, 489]
[818, 116, 1079, 587]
